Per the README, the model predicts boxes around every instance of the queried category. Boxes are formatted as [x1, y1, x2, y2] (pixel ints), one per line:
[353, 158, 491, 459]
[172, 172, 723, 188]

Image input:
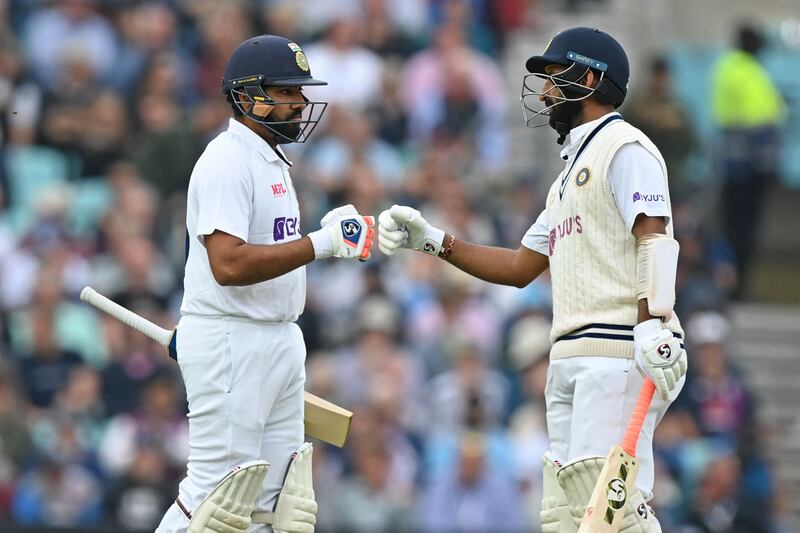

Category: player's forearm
[637, 298, 658, 323]
[439, 234, 548, 287]
[213, 238, 316, 286]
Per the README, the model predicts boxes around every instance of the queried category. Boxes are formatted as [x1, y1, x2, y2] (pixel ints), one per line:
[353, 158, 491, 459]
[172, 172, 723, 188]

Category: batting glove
[633, 319, 688, 400]
[308, 204, 375, 260]
[378, 205, 445, 256]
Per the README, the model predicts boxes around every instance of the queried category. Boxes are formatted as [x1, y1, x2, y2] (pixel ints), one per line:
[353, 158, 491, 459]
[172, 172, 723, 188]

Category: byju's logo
[273, 216, 298, 241]
[632, 192, 665, 202]
[341, 218, 362, 247]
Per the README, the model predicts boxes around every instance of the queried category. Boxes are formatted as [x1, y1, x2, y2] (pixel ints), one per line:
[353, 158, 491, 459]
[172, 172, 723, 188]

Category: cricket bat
[80, 286, 353, 447]
[577, 378, 656, 532]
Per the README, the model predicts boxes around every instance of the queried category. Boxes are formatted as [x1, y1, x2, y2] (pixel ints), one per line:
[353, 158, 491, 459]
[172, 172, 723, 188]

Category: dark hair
[736, 24, 764, 55]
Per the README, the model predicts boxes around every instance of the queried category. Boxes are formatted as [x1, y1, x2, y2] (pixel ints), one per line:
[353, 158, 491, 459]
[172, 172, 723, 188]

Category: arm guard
[636, 234, 679, 320]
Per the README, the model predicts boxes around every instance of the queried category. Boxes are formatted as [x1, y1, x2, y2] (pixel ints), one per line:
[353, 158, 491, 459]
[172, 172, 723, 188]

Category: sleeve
[521, 209, 550, 256]
[194, 148, 253, 245]
[608, 143, 671, 232]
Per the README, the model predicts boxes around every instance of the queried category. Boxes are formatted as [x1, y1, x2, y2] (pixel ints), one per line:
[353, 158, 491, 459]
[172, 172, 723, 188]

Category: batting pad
[188, 460, 269, 533]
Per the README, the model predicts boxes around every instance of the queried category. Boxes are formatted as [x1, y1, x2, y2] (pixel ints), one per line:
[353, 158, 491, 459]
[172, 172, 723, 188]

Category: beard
[270, 120, 302, 144]
[547, 97, 584, 144]
[548, 98, 583, 134]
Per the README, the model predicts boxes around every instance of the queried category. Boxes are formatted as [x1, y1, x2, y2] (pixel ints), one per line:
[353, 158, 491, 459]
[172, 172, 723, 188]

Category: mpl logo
[271, 183, 288, 198]
[341, 218, 362, 247]
[273, 216, 298, 241]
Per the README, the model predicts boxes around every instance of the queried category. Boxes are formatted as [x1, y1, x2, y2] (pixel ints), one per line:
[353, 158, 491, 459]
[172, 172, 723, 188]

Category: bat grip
[80, 286, 173, 347]
[620, 379, 656, 456]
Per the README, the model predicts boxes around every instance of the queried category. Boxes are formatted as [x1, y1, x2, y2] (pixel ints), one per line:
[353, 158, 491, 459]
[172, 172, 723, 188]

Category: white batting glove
[378, 204, 445, 256]
[308, 204, 375, 260]
[633, 319, 688, 400]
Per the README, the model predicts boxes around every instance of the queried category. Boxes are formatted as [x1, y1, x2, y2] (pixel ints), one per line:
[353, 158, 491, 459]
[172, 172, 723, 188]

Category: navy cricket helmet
[222, 34, 328, 143]
[521, 27, 629, 141]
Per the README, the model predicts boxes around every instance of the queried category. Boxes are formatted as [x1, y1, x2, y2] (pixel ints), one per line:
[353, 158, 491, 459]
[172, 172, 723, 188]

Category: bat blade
[303, 392, 353, 448]
[81, 286, 353, 447]
[578, 379, 655, 533]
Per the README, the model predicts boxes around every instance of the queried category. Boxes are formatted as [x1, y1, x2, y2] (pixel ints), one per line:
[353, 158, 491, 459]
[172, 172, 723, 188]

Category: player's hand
[308, 204, 375, 260]
[378, 204, 445, 256]
[633, 319, 688, 400]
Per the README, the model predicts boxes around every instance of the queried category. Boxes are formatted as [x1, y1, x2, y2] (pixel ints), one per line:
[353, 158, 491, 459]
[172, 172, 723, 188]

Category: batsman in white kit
[157, 34, 375, 533]
[378, 27, 688, 532]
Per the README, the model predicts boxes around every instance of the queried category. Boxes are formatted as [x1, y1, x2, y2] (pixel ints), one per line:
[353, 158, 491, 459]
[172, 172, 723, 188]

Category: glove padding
[308, 204, 374, 260]
[378, 204, 445, 256]
[633, 319, 688, 400]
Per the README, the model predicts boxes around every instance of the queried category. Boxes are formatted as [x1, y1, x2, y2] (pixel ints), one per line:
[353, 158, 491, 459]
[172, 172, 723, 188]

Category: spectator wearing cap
[683, 311, 753, 442]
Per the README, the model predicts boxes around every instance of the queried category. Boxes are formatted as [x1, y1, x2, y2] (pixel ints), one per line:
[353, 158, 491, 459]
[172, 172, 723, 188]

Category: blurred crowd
[0, 0, 794, 532]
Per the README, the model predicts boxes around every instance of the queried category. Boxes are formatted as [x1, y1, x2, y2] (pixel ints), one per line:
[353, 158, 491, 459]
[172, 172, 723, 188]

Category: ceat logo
[273, 216, 298, 241]
[271, 183, 288, 197]
[341, 219, 362, 247]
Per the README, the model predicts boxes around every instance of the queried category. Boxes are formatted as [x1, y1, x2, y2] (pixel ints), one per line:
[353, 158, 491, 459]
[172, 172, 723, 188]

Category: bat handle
[620, 379, 656, 457]
[80, 286, 173, 347]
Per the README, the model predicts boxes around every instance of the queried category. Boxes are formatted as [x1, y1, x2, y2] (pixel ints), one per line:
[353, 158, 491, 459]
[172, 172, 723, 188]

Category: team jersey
[181, 119, 306, 322]
[522, 112, 683, 359]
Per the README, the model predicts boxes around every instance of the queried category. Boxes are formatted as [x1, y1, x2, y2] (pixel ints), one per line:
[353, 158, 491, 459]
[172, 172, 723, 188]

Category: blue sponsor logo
[273, 216, 299, 241]
[341, 218, 362, 246]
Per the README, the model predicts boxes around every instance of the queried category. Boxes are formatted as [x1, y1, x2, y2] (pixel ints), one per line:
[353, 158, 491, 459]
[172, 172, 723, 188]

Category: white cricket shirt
[181, 119, 306, 322]
[522, 112, 671, 255]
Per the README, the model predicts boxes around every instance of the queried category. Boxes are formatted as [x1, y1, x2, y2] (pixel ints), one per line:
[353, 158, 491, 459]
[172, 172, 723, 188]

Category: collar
[560, 111, 621, 161]
[227, 118, 293, 167]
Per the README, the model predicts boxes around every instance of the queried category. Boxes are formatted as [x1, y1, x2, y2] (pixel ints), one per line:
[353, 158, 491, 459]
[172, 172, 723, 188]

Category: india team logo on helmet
[287, 42, 309, 72]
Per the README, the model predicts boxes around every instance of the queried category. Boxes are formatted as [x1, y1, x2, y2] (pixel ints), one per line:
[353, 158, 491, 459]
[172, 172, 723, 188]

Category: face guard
[229, 81, 328, 144]
[520, 52, 608, 144]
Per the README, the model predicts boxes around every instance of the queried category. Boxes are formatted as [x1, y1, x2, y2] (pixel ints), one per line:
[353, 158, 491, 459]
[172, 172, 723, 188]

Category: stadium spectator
[711, 23, 786, 297]
[418, 431, 527, 532]
[626, 56, 697, 201]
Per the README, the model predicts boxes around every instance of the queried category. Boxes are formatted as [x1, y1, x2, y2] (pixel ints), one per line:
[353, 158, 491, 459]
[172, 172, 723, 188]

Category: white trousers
[157, 315, 306, 533]
[545, 356, 684, 500]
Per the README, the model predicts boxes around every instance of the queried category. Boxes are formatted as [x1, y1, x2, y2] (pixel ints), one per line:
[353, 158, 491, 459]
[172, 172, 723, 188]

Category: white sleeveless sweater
[545, 118, 684, 360]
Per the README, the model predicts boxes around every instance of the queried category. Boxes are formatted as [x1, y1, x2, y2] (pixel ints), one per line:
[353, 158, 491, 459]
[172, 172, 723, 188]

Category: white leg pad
[252, 442, 317, 533]
[557, 456, 606, 529]
[557, 456, 661, 532]
[540, 453, 577, 533]
[187, 460, 269, 533]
